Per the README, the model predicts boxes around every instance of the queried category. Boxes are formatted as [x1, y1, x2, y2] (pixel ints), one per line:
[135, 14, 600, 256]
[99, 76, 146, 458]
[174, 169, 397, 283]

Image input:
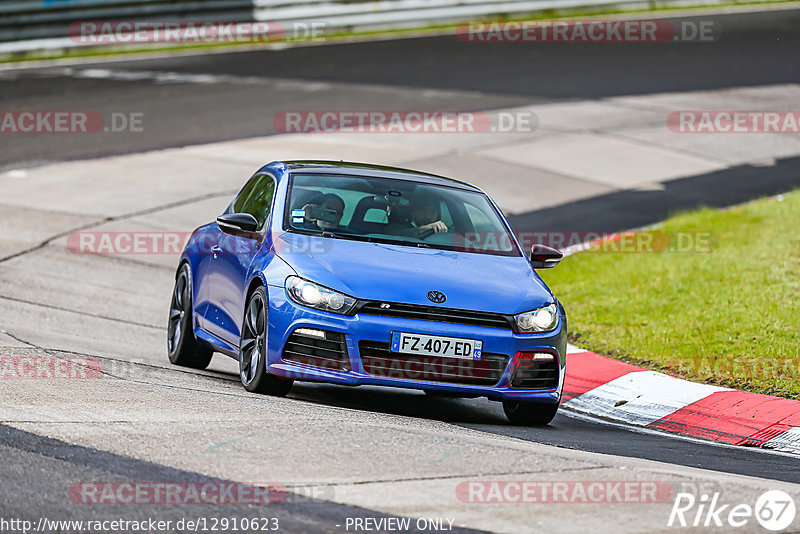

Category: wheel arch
[245, 273, 268, 304]
[175, 258, 190, 279]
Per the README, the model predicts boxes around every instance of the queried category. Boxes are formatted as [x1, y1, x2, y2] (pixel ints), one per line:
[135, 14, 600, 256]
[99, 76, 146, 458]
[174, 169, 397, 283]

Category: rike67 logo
[668, 490, 796, 531]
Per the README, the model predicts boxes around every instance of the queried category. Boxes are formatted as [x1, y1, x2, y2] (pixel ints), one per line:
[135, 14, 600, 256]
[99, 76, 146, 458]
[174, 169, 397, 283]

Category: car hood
[273, 233, 553, 315]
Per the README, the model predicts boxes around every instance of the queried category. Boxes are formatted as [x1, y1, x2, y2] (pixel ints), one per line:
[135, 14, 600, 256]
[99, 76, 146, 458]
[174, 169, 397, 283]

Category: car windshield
[284, 173, 520, 256]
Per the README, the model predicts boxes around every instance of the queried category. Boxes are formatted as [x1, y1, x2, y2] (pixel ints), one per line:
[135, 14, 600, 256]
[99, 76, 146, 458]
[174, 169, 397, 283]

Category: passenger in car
[301, 193, 346, 231]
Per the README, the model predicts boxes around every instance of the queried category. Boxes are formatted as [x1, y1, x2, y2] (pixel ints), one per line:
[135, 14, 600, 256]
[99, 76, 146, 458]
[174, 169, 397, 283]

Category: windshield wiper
[319, 230, 372, 242]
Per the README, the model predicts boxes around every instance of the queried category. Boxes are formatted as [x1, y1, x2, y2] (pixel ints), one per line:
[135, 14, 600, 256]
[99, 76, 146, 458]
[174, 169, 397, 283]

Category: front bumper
[265, 285, 566, 403]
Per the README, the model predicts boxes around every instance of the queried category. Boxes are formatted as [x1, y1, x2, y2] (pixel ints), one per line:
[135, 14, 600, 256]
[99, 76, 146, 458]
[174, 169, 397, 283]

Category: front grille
[282, 329, 349, 371]
[357, 301, 512, 329]
[358, 341, 509, 386]
[510, 355, 559, 389]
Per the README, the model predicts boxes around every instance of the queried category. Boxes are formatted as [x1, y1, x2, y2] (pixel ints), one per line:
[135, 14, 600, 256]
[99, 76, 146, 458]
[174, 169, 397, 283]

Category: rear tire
[239, 286, 293, 396]
[167, 264, 213, 369]
[503, 400, 559, 426]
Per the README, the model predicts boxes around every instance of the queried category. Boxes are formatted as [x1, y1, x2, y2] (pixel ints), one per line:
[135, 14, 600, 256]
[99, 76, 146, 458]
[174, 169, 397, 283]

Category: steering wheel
[418, 226, 454, 241]
[417, 228, 436, 240]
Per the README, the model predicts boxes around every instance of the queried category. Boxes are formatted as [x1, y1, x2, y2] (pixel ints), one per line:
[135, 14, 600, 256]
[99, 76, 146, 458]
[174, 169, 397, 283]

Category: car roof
[278, 160, 482, 192]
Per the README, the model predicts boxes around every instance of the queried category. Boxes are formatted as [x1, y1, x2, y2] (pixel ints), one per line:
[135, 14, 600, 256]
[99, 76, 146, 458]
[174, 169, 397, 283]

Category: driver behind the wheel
[410, 196, 448, 236]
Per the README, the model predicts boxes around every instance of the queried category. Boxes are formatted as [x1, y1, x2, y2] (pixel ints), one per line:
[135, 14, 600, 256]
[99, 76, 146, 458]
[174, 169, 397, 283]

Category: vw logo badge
[427, 291, 446, 304]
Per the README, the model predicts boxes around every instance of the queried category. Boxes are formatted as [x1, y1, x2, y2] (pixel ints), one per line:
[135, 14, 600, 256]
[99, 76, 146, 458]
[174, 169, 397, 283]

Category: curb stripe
[649, 391, 800, 445]
[565, 370, 727, 426]
[763, 427, 800, 453]
[564, 349, 800, 453]
[562, 351, 641, 401]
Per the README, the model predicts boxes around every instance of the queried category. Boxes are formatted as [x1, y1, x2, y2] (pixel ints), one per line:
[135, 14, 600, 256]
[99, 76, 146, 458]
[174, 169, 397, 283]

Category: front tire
[503, 400, 559, 426]
[167, 264, 213, 369]
[239, 286, 293, 396]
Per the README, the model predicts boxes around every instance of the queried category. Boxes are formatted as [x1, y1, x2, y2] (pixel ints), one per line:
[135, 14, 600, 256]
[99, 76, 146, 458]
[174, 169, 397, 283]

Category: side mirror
[217, 213, 259, 236]
[530, 244, 563, 269]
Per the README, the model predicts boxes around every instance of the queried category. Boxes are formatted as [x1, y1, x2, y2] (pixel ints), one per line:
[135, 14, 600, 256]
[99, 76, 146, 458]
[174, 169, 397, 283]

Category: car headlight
[514, 303, 559, 333]
[285, 276, 357, 314]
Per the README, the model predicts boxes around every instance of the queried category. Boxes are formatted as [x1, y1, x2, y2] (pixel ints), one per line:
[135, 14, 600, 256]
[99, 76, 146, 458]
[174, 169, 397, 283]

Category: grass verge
[540, 191, 800, 398]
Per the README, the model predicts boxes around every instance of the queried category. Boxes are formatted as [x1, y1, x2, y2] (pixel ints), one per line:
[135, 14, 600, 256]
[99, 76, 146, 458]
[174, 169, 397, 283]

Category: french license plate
[390, 332, 482, 361]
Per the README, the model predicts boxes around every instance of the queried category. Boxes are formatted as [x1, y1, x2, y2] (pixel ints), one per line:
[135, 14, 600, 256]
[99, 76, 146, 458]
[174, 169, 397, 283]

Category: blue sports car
[168, 161, 566, 425]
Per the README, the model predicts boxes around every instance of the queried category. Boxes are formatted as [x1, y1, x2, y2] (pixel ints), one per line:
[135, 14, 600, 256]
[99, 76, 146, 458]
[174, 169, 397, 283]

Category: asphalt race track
[2, 6, 800, 532]
[0, 425, 482, 534]
[2, 9, 800, 167]
[288, 384, 800, 484]
[3, 9, 800, 233]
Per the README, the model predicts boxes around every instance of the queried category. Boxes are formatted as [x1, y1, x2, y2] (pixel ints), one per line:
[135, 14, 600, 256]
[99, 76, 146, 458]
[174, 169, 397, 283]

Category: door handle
[211, 245, 222, 257]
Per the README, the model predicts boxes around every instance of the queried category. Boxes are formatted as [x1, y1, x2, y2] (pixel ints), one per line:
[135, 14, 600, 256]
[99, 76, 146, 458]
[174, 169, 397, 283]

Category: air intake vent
[510, 353, 559, 389]
[358, 341, 509, 386]
[282, 328, 349, 371]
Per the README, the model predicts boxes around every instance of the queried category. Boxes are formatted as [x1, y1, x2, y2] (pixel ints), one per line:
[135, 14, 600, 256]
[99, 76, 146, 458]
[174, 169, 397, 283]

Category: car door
[190, 222, 222, 334]
[204, 172, 277, 347]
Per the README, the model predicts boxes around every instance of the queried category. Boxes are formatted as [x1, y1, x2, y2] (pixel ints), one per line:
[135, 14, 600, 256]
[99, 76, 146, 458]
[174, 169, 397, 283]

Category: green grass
[540, 191, 800, 398]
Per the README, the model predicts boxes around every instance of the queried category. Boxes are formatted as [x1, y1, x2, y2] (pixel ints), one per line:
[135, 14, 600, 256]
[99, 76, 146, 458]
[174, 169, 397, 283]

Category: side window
[233, 174, 276, 230]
